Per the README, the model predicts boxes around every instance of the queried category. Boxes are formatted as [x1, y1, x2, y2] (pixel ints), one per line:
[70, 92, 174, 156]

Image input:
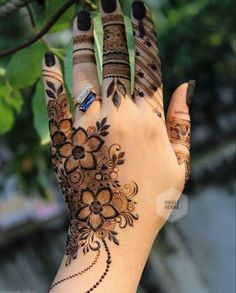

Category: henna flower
[57, 128, 104, 174]
[49, 119, 72, 146]
[77, 188, 118, 231]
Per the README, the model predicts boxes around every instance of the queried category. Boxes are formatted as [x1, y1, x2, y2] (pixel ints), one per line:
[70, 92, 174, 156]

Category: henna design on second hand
[46, 81, 138, 291]
[168, 117, 191, 149]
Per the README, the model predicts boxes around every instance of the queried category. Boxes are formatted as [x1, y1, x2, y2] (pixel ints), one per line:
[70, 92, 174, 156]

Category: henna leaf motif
[46, 89, 56, 99]
[46, 80, 56, 92]
[117, 79, 126, 96]
[57, 84, 64, 95]
[107, 79, 115, 97]
[112, 90, 121, 108]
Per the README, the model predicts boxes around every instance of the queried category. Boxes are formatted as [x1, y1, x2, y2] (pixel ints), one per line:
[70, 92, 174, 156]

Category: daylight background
[0, 0, 235, 292]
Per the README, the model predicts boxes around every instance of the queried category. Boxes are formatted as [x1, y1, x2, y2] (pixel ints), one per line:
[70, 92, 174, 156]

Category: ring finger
[73, 10, 101, 127]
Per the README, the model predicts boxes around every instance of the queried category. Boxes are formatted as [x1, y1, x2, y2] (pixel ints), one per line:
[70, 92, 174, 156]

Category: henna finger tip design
[101, 0, 117, 13]
[132, 1, 146, 20]
[44, 52, 55, 67]
[77, 10, 91, 31]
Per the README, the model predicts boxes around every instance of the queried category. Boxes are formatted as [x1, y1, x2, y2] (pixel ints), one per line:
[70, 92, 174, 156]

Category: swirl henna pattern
[46, 81, 138, 291]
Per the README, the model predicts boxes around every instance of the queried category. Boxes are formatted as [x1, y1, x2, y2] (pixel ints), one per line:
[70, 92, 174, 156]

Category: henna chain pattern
[45, 81, 139, 291]
[73, 35, 94, 45]
[175, 151, 190, 183]
[49, 250, 100, 291]
[102, 14, 130, 81]
[168, 117, 191, 149]
[84, 240, 111, 293]
[73, 54, 96, 65]
[133, 10, 163, 118]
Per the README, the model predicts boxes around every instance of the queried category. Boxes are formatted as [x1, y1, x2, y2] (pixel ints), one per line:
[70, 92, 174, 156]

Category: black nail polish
[101, 0, 116, 13]
[77, 10, 91, 31]
[186, 80, 196, 106]
[132, 1, 146, 20]
[45, 52, 55, 67]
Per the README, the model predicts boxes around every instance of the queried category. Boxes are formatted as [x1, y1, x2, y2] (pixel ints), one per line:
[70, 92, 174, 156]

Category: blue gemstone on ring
[79, 91, 96, 112]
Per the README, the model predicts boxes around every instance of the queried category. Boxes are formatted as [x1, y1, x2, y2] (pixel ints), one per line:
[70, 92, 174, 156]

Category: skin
[42, 1, 194, 292]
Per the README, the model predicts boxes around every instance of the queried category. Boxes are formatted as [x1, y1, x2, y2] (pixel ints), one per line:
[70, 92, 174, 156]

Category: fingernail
[101, 0, 116, 13]
[77, 10, 91, 31]
[132, 1, 146, 20]
[45, 52, 55, 67]
[186, 80, 196, 106]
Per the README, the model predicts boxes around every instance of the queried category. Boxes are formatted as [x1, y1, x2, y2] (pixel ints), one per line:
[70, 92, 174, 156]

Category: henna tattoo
[49, 250, 100, 291]
[168, 117, 191, 149]
[42, 70, 64, 83]
[73, 54, 96, 65]
[73, 48, 95, 53]
[46, 84, 139, 291]
[133, 8, 163, 118]
[186, 80, 196, 106]
[175, 151, 190, 183]
[135, 87, 163, 118]
[73, 35, 94, 45]
[107, 78, 126, 108]
[102, 14, 130, 80]
[46, 82, 71, 122]
[103, 64, 130, 81]
[174, 110, 189, 115]
[103, 75, 130, 81]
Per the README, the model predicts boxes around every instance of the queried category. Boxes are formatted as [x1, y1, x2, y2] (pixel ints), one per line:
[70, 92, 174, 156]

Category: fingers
[131, 1, 164, 120]
[167, 81, 196, 183]
[43, 52, 72, 122]
[100, 0, 131, 110]
[42, 52, 73, 165]
[73, 11, 101, 125]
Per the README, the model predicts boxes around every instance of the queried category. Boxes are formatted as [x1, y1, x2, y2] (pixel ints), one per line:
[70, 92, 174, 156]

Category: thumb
[166, 80, 196, 183]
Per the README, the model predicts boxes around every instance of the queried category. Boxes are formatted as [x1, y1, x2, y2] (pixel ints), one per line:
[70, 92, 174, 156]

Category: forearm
[50, 211, 159, 293]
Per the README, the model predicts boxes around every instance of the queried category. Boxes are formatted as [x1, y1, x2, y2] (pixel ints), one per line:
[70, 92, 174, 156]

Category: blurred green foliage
[0, 0, 234, 197]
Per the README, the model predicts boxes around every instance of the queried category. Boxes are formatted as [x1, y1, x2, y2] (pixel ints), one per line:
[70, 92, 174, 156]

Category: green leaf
[64, 41, 73, 97]
[5, 43, 47, 89]
[0, 85, 14, 134]
[32, 80, 50, 145]
[93, 13, 103, 84]
[46, 0, 75, 33]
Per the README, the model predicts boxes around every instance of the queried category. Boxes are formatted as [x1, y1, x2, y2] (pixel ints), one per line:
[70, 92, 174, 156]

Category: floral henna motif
[46, 81, 139, 289]
[168, 117, 191, 149]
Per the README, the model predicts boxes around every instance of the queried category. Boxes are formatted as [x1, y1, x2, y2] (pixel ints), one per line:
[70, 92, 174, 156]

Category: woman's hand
[42, 1, 195, 292]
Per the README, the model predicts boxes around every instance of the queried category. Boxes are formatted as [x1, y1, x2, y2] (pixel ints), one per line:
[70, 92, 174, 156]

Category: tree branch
[26, 4, 36, 28]
[0, 0, 35, 18]
[0, 0, 77, 58]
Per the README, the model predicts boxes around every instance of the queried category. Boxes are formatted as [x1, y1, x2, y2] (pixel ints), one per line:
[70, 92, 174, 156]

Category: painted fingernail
[45, 52, 55, 67]
[132, 1, 146, 20]
[101, 0, 116, 13]
[77, 10, 91, 31]
[186, 80, 196, 106]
